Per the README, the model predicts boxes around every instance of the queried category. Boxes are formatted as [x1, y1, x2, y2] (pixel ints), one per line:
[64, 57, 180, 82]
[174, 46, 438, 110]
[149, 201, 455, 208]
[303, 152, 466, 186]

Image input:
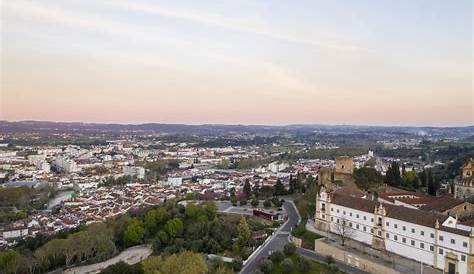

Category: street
[239, 199, 300, 274]
[240, 199, 370, 274]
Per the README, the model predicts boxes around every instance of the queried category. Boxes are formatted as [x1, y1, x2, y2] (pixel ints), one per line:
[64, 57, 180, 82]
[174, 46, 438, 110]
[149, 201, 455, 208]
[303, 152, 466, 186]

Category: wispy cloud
[107, 0, 364, 52]
[2, 0, 185, 47]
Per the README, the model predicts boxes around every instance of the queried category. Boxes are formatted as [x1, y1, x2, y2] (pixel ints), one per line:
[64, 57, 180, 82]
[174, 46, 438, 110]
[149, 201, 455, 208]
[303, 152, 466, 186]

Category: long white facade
[315, 188, 474, 274]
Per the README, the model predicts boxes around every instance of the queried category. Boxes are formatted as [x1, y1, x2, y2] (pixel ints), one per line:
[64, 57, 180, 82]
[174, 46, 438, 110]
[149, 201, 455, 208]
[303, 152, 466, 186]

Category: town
[1, 1, 471, 273]
[0, 124, 473, 274]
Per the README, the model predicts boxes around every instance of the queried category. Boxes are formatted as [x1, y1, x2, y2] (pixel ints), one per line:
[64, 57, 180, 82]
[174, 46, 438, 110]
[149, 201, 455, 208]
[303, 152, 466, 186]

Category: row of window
[329, 207, 468, 248]
[332, 217, 468, 262]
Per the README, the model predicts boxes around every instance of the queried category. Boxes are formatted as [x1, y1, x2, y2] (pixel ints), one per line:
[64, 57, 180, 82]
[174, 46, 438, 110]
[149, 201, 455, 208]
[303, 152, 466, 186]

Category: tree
[402, 171, 419, 190]
[231, 257, 243, 271]
[283, 243, 296, 255]
[252, 181, 260, 196]
[269, 250, 284, 262]
[449, 180, 455, 195]
[427, 169, 439, 196]
[296, 256, 311, 272]
[185, 204, 208, 222]
[259, 259, 273, 274]
[144, 208, 166, 235]
[353, 167, 383, 190]
[158, 231, 169, 244]
[124, 218, 145, 247]
[332, 217, 355, 246]
[289, 175, 295, 194]
[142, 255, 163, 274]
[230, 188, 238, 206]
[243, 179, 252, 198]
[280, 258, 294, 272]
[418, 170, 427, 188]
[385, 162, 402, 187]
[99, 261, 143, 274]
[263, 199, 271, 208]
[148, 251, 208, 274]
[0, 250, 24, 274]
[251, 196, 259, 207]
[237, 217, 251, 248]
[271, 197, 282, 207]
[164, 218, 183, 238]
[204, 201, 217, 220]
[273, 179, 286, 196]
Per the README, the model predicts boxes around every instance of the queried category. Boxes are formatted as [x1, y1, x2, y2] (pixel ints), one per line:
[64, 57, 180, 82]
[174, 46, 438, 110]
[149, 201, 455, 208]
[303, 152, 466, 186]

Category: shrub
[263, 200, 271, 208]
[240, 199, 247, 206]
[283, 243, 296, 255]
[325, 255, 335, 265]
[232, 257, 243, 271]
[259, 259, 273, 274]
[269, 250, 284, 262]
[280, 258, 294, 273]
[251, 198, 259, 207]
[292, 222, 306, 237]
[296, 255, 311, 272]
[271, 197, 282, 207]
[328, 263, 340, 274]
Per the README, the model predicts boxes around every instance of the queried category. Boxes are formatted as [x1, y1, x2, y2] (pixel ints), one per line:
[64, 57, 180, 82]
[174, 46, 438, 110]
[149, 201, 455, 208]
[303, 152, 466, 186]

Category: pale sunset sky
[0, 0, 472, 126]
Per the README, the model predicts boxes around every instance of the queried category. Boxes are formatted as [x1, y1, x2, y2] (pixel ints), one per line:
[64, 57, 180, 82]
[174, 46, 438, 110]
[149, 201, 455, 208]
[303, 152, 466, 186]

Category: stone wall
[314, 239, 404, 274]
[290, 235, 302, 248]
[335, 156, 354, 175]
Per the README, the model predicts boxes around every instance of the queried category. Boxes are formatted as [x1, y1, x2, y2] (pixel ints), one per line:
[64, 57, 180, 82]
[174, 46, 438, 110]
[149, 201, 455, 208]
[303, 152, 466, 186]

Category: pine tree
[237, 217, 251, 248]
[243, 179, 251, 198]
[385, 162, 402, 187]
[274, 179, 286, 196]
[427, 169, 437, 196]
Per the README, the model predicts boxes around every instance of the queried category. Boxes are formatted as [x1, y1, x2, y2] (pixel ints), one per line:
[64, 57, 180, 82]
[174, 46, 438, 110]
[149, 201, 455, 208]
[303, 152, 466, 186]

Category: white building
[122, 166, 145, 179]
[54, 156, 80, 173]
[166, 177, 183, 187]
[2, 227, 29, 239]
[268, 162, 289, 173]
[315, 188, 474, 274]
[27, 154, 50, 172]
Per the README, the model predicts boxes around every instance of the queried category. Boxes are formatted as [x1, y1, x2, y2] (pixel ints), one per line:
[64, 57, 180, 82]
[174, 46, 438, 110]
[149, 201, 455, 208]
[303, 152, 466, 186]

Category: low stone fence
[314, 238, 404, 274]
[289, 235, 302, 248]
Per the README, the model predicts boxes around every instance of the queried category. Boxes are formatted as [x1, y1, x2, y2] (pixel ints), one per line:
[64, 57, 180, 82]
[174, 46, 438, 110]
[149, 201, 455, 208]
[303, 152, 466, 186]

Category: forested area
[0, 186, 56, 223]
[0, 200, 269, 274]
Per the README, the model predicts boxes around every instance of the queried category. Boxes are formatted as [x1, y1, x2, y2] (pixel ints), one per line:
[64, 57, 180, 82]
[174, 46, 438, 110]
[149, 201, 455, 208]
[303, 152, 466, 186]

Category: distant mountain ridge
[0, 120, 473, 136]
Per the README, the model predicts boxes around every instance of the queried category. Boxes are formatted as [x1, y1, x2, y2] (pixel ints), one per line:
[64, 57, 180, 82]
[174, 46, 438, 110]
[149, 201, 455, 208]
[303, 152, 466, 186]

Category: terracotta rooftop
[378, 191, 434, 206]
[331, 193, 470, 236]
[420, 196, 467, 213]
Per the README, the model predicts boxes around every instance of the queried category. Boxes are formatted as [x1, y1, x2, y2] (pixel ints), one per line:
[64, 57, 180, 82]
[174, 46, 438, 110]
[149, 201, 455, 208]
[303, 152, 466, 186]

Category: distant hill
[0, 120, 472, 136]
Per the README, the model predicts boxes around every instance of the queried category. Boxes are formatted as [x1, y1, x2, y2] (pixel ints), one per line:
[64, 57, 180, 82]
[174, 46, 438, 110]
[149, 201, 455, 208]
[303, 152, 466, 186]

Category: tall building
[122, 166, 145, 179]
[53, 156, 80, 173]
[335, 156, 354, 175]
[455, 159, 474, 200]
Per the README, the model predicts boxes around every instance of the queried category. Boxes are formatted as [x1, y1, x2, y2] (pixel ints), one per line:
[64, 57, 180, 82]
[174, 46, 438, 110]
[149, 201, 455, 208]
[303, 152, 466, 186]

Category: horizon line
[1, 119, 473, 129]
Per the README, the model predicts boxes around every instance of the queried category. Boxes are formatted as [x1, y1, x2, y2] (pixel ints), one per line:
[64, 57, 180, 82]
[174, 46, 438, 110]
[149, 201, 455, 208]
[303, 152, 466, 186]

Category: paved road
[240, 200, 300, 274]
[240, 200, 369, 274]
[63, 245, 153, 274]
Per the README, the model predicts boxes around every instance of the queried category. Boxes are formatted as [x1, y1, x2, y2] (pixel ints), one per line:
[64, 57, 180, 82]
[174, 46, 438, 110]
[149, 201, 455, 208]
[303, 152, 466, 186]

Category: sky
[0, 0, 472, 126]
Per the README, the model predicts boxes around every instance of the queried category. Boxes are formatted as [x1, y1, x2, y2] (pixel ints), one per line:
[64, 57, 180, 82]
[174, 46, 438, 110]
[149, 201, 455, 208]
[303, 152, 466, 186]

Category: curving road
[240, 200, 300, 274]
[240, 200, 369, 274]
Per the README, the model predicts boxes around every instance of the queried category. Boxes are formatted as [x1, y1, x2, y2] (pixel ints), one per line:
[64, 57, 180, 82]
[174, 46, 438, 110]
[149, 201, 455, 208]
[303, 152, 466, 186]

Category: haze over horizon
[1, 0, 473, 127]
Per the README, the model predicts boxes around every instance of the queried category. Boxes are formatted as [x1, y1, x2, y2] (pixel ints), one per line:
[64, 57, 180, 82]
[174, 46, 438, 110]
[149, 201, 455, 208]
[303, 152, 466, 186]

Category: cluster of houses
[0, 184, 175, 247]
